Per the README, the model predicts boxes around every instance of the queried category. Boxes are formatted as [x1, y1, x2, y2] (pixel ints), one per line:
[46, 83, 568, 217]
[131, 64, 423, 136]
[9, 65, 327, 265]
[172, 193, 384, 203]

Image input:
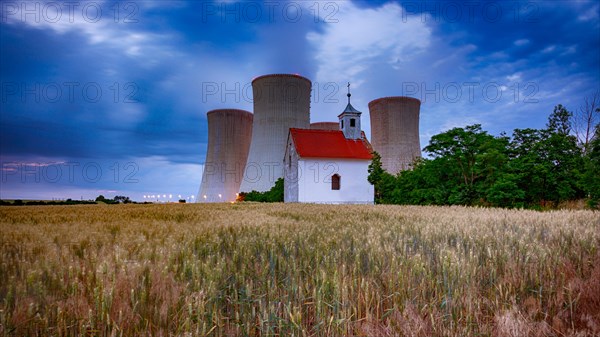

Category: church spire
[338, 81, 362, 139]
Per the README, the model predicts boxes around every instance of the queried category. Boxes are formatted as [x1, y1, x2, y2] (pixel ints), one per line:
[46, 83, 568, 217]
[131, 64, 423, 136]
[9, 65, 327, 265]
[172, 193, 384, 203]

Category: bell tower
[338, 82, 362, 140]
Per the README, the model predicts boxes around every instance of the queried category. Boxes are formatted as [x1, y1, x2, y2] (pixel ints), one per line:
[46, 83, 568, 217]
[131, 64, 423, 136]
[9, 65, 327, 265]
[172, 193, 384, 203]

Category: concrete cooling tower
[240, 74, 311, 192]
[310, 122, 339, 131]
[198, 109, 253, 202]
[368, 96, 421, 174]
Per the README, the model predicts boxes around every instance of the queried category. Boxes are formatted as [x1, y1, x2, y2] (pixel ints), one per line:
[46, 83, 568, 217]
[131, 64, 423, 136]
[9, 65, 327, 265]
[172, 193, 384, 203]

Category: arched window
[331, 174, 340, 190]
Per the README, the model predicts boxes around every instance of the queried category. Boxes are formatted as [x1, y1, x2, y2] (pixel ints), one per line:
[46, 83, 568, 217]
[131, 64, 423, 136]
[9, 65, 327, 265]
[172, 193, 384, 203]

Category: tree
[368, 102, 594, 209]
[393, 157, 448, 205]
[95, 195, 118, 204]
[543, 132, 583, 203]
[508, 128, 542, 157]
[572, 90, 600, 153]
[114, 196, 131, 204]
[425, 125, 492, 188]
[508, 128, 549, 205]
[268, 178, 284, 202]
[484, 173, 525, 208]
[582, 124, 600, 208]
[546, 104, 572, 135]
[509, 106, 584, 207]
[368, 151, 397, 204]
[241, 178, 284, 202]
[544, 106, 584, 204]
[367, 151, 384, 186]
[424, 124, 503, 205]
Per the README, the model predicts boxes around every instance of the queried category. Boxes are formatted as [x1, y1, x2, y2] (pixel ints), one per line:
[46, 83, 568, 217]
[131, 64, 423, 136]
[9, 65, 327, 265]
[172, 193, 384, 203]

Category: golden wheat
[0, 204, 598, 336]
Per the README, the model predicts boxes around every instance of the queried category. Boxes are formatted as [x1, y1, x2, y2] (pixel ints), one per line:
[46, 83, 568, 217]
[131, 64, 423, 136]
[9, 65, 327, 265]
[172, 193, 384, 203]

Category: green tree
[425, 125, 491, 187]
[393, 158, 448, 205]
[267, 178, 284, 202]
[424, 124, 504, 205]
[582, 124, 600, 208]
[543, 106, 583, 204]
[508, 128, 548, 205]
[547, 104, 572, 135]
[484, 173, 525, 208]
[372, 103, 592, 209]
[367, 151, 397, 204]
[509, 105, 584, 207]
[241, 178, 284, 202]
[367, 151, 384, 186]
[114, 196, 131, 204]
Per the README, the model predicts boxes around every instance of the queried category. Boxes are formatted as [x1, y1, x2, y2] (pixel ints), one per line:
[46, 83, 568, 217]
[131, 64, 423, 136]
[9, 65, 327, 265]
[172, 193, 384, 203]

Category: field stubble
[0, 203, 598, 336]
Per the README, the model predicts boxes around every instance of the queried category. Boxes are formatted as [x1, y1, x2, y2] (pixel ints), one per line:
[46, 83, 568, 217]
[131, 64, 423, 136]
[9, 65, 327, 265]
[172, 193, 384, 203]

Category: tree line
[1, 195, 136, 206]
[238, 178, 284, 202]
[369, 97, 600, 209]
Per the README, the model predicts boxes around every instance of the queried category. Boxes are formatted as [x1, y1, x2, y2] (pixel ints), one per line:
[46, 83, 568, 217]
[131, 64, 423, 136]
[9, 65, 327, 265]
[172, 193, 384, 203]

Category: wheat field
[0, 203, 598, 336]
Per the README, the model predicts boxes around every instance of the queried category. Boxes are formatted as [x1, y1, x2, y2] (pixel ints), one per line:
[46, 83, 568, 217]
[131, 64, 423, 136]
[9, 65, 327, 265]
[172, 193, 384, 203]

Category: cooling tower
[198, 109, 253, 202]
[240, 74, 311, 192]
[310, 122, 339, 131]
[368, 96, 421, 174]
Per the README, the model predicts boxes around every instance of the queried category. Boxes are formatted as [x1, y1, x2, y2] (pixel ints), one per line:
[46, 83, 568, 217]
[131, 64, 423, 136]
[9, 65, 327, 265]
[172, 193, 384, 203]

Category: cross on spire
[347, 82, 351, 104]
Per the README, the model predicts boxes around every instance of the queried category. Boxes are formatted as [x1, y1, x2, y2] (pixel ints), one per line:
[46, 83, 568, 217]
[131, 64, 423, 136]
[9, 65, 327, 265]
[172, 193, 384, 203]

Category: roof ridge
[291, 128, 342, 133]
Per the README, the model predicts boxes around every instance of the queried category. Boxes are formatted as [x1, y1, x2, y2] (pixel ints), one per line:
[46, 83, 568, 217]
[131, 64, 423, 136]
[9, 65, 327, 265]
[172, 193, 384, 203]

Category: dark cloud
[1, 0, 598, 200]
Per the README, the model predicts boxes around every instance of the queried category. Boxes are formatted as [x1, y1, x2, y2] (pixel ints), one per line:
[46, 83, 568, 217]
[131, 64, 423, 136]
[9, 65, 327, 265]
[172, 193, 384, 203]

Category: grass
[0, 203, 598, 336]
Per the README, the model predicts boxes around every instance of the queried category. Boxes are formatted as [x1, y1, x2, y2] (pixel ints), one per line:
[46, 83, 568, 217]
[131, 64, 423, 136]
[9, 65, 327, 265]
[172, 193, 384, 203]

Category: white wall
[296, 158, 374, 204]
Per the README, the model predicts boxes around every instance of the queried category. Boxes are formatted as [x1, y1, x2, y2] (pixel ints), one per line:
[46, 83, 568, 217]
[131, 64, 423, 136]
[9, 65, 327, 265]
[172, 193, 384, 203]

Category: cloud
[301, 1, 438, 142]
[1, 0, 598, 200]
[514, 39, 529, 46]
[1, 0, 176, 61]
[306, 1, 432, 86]
[506, 73, 521, 81]
[577, 4, 599, 22]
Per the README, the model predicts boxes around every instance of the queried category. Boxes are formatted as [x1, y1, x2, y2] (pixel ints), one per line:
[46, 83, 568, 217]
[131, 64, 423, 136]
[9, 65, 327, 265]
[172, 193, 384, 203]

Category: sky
[1, 0, 599, 201]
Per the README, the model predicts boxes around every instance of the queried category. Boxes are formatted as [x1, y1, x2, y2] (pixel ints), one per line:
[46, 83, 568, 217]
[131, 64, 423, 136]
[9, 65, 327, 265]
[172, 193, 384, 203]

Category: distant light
[143, 195, 146, 198]
[218, 194, 222, 198]
[178, 195, 182, 199]
[169, 194, 172, 198]
[191, 195, 195, 199]
[203, 195, 207, 199]
[163, 194, 166, 198]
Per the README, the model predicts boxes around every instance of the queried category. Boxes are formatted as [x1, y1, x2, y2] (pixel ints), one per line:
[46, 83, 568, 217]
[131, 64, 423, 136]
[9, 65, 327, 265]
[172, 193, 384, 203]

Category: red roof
[290, 128, 372, 160]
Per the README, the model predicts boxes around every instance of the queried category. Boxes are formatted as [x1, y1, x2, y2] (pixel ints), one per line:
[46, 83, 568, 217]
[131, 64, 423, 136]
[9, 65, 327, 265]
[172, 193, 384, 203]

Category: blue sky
[1, 0, 599, 201]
